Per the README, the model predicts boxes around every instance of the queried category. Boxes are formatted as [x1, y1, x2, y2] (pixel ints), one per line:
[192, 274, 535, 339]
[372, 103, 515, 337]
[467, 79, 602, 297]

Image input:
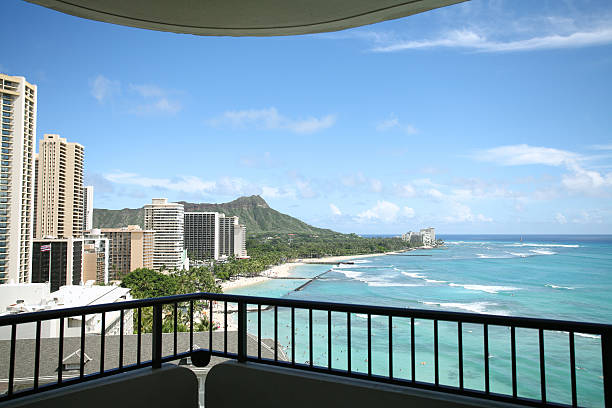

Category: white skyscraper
[83, 185, 94, 231]
[144, 198, 185, 271]
[0, 73, 36, 284]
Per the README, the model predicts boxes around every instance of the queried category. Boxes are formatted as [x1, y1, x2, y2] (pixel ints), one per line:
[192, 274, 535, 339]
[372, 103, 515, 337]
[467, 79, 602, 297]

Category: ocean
[227, 235, 612, 407]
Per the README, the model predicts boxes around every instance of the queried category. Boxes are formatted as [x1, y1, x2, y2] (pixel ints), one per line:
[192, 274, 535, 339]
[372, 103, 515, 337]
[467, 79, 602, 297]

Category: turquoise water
[228, 235, 612, 407]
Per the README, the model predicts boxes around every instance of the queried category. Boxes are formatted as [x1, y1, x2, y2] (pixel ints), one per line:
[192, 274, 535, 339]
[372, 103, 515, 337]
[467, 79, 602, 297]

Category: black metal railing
[0, 292, 610, 407]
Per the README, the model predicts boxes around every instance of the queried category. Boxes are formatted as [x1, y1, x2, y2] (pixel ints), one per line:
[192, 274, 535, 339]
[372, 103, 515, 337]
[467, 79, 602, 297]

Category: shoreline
[221, 250, 413, 293]
[220, 262, 304, 291]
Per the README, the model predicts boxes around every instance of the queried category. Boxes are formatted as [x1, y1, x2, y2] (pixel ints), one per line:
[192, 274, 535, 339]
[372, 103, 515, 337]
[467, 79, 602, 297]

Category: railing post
[238, 301, 247, 362]
[603, 330, 612, 408]
[152, 304, 163, 369]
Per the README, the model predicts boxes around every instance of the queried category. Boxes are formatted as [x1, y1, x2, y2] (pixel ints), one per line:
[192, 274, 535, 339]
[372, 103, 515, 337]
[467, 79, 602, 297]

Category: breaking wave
[448, 283, 521, 294]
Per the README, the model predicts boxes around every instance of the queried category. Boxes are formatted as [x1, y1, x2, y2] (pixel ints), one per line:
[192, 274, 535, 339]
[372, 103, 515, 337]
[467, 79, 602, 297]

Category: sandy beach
[220, 262, 304, 291]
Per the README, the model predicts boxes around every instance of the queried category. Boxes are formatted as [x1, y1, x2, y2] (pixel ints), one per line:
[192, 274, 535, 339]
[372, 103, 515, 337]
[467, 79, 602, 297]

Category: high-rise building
[101, 225, 154, 281]
[218, 215, 236, 258]
[0, 73, 36, 285]
[184, 212, 219, 261]
[83, 185, 93, 232]
[217, 215, 247, 259]
[420, 227, 436, 247]
[31, 237, 83, 292]
[233, 223, 247, 258]
[36, 134, 84, 239]
[144, 198, 184, 271]
[82, 229, 108, 284]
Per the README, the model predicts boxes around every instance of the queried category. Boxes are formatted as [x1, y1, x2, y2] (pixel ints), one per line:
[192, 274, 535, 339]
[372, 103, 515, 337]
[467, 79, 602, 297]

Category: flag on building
[40, 244, 51, 252]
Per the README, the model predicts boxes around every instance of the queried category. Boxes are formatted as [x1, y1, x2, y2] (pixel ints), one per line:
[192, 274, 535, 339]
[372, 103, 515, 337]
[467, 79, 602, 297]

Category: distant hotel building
[184, 212, 219, 261]
[31, 237, 83, 292]
[420, 227, 436, 247]
[83, 185, 94, 231]
[0, 73, 36, 285]
[101, 225, 154, 281]
[36, 134, 84, 238]
[144, 199, 186, 271]
[83, 229, 109, 284]
[402, 227, 436, 247]
[184, 212, 247, 261]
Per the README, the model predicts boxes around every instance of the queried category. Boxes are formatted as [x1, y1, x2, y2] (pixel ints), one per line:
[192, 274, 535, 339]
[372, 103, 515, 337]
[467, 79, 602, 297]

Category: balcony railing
[0, 292, 610, 407]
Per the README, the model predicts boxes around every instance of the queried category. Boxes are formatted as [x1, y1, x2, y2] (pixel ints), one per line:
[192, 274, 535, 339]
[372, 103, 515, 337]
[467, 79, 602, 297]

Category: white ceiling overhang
[25, 0, 467, 36]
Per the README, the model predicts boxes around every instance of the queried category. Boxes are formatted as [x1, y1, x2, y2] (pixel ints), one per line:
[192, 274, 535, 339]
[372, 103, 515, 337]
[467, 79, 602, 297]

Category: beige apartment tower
[36, 134, 84, 239]
[0, 73, 36, 284]
[144, 198, 184, 271]
[101, 225, 154, 281]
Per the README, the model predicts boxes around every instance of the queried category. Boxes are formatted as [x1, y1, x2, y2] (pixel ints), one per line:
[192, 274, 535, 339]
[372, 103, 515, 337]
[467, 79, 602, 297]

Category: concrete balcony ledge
[2, 365, 198, 408]
[206, 361, 526, 408]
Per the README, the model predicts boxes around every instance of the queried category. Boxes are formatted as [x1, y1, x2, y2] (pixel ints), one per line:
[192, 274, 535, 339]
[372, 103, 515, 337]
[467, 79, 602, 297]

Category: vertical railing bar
[484, 323, 489, 394]
[237, 301, 247, 363]
[173, 302, 178, 357]
[80, 314, 86, 379]
[601, 330, 611, 408]
[8, 323, 16, 395]
[152, 304, 162, 369]
[511, 326, 517, 398]
[309, 308, 313, 367]
[274, 305, 278, 361]
[411, 317, 416, 383]
[347, 312, 351, 373]
[58, 317, 64, 383]
[224, 301, 228, 355]
[190, 300, 194, 352]
[291, 307, 295, 366]
[34, 320, 41, 390]
[367, 313, 372, 377]
[389, 315, 393, 378]
[136, 308, 141, 366]
[458, 321, 464, 390]
[209, 300, 213, 352]
[119, 309, 124, 369]
[328, 310, 332, 370]
[258, 304, 262, 360]
[539, 329, 546, 404]
[569, 332, 577, 407]
[434, 319, 439, 387]
[100, 313, 105, 372]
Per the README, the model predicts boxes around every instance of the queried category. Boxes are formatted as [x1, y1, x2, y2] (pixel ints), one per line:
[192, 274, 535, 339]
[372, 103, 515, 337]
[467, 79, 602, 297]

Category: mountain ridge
[93, 195, 337, 235]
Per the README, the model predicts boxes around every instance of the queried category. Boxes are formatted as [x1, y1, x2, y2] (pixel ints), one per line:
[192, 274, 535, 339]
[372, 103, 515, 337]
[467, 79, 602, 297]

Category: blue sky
[2, 0, 612, 234]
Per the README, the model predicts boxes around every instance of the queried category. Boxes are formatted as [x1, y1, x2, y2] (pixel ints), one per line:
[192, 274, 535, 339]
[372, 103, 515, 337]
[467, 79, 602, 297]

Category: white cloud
[475, 144, 578, 166]
[209, 107, 336, 134]
[396, 183, 416, 197]
[329, 203, 342, 216]
[476, 144, 612, 195]
[376, 114, 417, 134]
[104, 171, 269, 197]
[561, 165, 612, 191]
[403, 207, 415, 218]
[555, 213, 568, 224]
[427, 188, 445, 199]
[90, 75, 120, 102]
[130, 84, 165, 98]
[129, 84, 182, 114]
[371, 27, 612, 53]
[357, 201, 400, 222]
[444, 203, 492, 223]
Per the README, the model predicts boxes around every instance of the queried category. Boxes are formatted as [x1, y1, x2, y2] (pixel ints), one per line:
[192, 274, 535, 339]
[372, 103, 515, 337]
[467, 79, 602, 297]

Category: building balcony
[0, 293, 610, 408]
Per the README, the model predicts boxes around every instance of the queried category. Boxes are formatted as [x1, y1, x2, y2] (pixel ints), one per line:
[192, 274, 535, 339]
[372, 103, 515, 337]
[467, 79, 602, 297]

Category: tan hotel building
[36, 134, 84, 239]
[0, 73, 36, 284]
[102, 225, 154, 281]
